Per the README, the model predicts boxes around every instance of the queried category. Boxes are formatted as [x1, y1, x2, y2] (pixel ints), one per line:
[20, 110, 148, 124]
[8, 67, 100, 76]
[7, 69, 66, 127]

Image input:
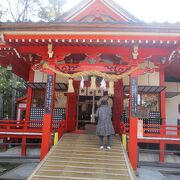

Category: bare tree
[0, 4, 8, 22]
[4, 0, 40, 22]
[0, 0, 67, 22]
[0, 6, 2, 20]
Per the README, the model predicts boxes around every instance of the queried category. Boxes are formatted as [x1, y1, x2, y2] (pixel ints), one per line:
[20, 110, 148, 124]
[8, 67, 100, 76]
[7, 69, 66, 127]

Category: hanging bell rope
[67, 79, 74, 93]
[42, 62, 141, 81]
[90, 76, 96, 90]
[108, 81, 114, 95]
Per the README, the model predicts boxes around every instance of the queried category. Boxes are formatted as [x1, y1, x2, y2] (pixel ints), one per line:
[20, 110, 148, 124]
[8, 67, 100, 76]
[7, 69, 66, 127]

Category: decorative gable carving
[79, 14, 116, 23]
[56, 0, 139, 23]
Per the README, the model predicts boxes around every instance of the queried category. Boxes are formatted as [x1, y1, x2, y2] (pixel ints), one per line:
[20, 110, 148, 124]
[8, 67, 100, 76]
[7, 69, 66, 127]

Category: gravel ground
[138, 166, 180, 180]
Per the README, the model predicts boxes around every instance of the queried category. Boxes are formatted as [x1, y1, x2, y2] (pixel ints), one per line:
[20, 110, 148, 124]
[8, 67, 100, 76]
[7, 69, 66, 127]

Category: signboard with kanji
[45, 75, 53, 114]
[131, 77, 138, 117]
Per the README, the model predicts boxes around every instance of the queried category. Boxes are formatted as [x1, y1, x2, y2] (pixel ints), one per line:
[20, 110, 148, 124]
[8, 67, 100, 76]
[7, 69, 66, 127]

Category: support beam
[159, 66, 166, 125]
[21, 136, 27, 156]
[159, 142, 165, 163]
[113, 80, 123, 133]
[129, 72, 138, 171]
[18, 45, 170, 59]
[25, 68, 34, 121]
[129, 117, 138, 170]
[40, 73, 56, 160]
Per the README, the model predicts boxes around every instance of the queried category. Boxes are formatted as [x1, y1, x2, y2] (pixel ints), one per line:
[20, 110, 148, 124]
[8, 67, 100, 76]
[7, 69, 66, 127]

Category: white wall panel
[34, 71, 47, 82]
[166, 94, 180, 126]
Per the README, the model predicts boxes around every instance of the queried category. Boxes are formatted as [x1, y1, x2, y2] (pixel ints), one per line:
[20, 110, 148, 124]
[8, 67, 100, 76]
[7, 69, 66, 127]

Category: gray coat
[95, 105, 115, 136]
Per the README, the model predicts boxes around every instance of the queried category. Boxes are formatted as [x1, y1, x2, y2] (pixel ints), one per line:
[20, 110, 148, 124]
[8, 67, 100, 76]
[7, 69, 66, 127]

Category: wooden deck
[28, 133, 135, 180]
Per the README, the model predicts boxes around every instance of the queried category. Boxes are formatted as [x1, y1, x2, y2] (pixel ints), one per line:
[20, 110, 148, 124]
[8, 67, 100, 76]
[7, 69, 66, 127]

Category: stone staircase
[28, 133, 135, 180]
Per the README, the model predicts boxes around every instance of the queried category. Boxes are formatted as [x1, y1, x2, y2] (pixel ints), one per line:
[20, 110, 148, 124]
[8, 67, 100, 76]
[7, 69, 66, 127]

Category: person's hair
[101, 100, 108, 106]
[103, 91, 108, 96]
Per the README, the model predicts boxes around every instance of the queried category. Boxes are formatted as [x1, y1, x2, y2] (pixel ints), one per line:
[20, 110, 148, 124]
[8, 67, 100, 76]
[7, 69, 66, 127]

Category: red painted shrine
[0, 0, 180, 170]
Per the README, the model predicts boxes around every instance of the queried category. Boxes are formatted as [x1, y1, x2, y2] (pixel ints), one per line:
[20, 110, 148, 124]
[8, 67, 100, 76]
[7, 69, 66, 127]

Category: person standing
[97, 91, 113, 108]
[95, 100, 115, 149]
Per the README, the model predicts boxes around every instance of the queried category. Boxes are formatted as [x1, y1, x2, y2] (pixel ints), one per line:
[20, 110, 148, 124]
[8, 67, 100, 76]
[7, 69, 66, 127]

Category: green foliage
[0, 66, 26, 118]
[38, 0, 66, 21]
[0, 66, 12, 117]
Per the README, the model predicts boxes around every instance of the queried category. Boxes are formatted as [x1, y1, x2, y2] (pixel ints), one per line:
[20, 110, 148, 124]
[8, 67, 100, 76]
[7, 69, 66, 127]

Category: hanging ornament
[100, 78, 106, 90]
[108, 81, 114, 95]
[90, 76, 96, 90]
[80, 77, 84, 89]
[67, 79, 74, 93]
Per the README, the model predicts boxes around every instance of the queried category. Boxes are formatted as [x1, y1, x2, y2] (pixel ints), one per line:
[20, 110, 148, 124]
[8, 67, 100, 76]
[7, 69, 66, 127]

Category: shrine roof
[1, 0, 180, 33]
[55, 0, 140, 23]
[0, 22, 180, 34]
[0, 0, 180, 82]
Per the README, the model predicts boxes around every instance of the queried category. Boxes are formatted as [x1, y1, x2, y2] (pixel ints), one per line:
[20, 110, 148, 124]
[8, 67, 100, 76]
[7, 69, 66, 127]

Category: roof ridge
[55, 0, 139, 23]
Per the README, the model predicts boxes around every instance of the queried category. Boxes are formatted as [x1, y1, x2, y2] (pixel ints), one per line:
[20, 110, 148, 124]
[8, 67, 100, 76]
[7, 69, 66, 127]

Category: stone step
[44, 160, 127, 169]
[51, 151, 124, 158]
[29, 133, 134, 180]
[46, 156, 126, 164]
[34, 170, 130, 180]
[40, 165, 129, 174]
[53, 149, 123, 155]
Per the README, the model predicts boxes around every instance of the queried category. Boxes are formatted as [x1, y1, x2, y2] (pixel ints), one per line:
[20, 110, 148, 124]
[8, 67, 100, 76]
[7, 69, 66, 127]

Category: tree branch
[7, 0, 16, 21]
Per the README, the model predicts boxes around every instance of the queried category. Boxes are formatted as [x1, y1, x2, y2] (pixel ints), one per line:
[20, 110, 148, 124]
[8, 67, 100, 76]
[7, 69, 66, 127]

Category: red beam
[54, 63, 130, 73]
[17, 45, 171, 63]
[138, 139, 180, 144]
[0, 135, 42, 139]
[159, 67, 166, 125]
[0, 56, 29, 80]
[4, 34, 180, 41]
[18, 46, 47, 58]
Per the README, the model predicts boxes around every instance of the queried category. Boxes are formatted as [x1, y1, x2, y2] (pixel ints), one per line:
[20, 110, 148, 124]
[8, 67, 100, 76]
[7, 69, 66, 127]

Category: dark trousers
[99, 135, 112, 147]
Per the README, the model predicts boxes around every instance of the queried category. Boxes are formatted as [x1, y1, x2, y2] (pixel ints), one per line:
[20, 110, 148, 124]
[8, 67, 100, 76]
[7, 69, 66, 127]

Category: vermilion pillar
[40, 73, 56, 160]
[113, 80, 123, 133]
[159, 67, 166, 126]
[21, 136, 27, 156]
[159, 66, 166, 163]
[26, 67, 34, 120]
[159, 142, 165, 163]
[22, 67, 34, 157]
[129, 73, 138, 171]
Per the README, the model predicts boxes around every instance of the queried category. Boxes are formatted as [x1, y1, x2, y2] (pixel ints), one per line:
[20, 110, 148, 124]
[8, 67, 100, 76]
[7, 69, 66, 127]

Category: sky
[1, 0, 180, 23]
[63, 0, 180, 23]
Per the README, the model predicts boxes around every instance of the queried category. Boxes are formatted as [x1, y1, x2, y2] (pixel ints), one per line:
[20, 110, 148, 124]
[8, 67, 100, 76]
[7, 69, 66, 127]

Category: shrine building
[0, 0, 180, 177]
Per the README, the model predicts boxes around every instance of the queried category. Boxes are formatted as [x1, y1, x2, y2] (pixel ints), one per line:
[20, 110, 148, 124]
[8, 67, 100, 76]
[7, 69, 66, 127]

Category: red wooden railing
[119, 122, 180, 139]
[0, 120, 35, 131]
[143, 124, 180, 138]
[120, 122, 129, 134]
[0, 119, 64, 133]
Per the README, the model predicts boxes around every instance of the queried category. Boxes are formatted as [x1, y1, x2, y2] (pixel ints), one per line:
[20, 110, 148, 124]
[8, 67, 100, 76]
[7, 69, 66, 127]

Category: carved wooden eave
[1, 22, 180, 34]
[0, 0, 180, 81]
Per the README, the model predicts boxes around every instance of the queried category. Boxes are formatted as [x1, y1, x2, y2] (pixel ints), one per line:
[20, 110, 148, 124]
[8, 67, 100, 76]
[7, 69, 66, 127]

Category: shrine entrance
[77, 89, 102, 131]
[77, 87, 116, 134]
